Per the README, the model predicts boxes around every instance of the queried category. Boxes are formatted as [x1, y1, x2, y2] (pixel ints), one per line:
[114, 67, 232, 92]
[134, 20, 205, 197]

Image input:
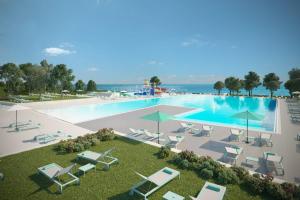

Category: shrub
[244, 175, 265, 194]
[280, 182, 298, 199]
[216, 167, 239, 185]
[96, 128, 115, 141]
[265, 181, 288, 200]
[158, 146, 170, 159]
[231, 166, 249, 181]
[179, 150, 199, 163]
[74, 143, 84, 152]
[179, 159, 190, 169]
[200, 168, 214, 179]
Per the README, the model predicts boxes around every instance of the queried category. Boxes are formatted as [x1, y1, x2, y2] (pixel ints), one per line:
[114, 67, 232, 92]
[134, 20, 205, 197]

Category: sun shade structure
[7, 105, 31, 131]
[231, 110, 264, 143]
[141, 111, 173, 144]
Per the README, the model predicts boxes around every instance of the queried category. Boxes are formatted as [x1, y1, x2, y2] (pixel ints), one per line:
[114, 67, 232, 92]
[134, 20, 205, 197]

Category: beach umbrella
[141, 111, 173, 144]
[231, 110, 264, 143]
[7, 105, 31, 130]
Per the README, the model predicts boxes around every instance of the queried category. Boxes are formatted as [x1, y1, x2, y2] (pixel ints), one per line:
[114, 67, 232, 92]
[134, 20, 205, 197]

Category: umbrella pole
[16, 110, 18, 130]
[157, 121, 160, 144]
[246, 111, 249, 143]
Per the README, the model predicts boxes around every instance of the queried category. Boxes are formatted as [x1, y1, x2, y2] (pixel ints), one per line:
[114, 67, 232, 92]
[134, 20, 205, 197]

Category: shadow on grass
[28, 173, 58, 196]
[117, 136, 144, 146]
[107, 190, 144, 200]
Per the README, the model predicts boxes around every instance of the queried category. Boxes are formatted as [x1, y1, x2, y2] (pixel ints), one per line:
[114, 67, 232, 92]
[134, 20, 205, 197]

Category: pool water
[39, 95, 277, 132]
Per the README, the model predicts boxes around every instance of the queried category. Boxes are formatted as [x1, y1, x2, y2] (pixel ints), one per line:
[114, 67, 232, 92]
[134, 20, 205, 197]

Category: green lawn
[0, 137, 270, 200]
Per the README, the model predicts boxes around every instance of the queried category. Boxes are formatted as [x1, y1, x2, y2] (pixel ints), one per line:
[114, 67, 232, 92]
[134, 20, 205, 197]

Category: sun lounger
[7, 120, 32, 128]
[177, 122, 194, 132]
[144, 130, 164, 141]
[34, 133, 60, 144]
[259, 133, 273, 147]
[129, 128, 145, 137]
[167, 135, 184, 148]
[189, 181, 226, 200]
[77, 149, 118, 170]
[37, 163, 79, 193]
[16, 123, 41, 131]
[202, 125, 213, 136]
[129, 167, 180, 200]
[224, 146, 243, 165]
[230, 129, 244, 141]
[263, 152, 284, 175]
[9, 96, 30, 103]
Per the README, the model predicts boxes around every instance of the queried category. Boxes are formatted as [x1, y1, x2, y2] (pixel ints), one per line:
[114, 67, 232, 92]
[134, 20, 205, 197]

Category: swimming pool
[39, 95, 277, 132]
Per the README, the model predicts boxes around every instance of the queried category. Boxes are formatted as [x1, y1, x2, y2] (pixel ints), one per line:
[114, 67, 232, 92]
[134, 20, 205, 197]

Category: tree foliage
[263, 73, 281, 98]
[225, 77, 242, 95]
[284, 68, 300, 97]
[0, 63, 23, 94]
[75, 80, 85, 91]
[150, 76, 161, 87]
[213, 81, 225, 95]
[244, 71, 261, 96]
[87, 80, 97, 91]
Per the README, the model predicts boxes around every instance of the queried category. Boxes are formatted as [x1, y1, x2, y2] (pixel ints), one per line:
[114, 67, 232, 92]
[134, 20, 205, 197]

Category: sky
[0, 0, 300, 84]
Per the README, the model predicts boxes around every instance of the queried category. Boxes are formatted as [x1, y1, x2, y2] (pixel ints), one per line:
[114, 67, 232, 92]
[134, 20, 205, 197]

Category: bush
[265, 181, 288, 200]
[216, 167, 239, 185]
[179, 159, 190, 169]
[74, 143, 84, 152]
[200, 168, 214, 179]
[280, 182, 298, 200]
[179, 150, 199, 163]
[231, 166, 249, 181]
[244, 175, 265, 194]
[96, 128, 115, 141]
[158, 146, 170, 159]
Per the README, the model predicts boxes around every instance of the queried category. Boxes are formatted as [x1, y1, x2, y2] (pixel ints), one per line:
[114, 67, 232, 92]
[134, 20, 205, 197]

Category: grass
[0, 137, 271, 200]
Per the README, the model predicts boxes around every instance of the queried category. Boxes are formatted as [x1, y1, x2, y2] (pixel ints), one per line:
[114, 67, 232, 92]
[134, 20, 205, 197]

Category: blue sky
[0, 0, 299, 84]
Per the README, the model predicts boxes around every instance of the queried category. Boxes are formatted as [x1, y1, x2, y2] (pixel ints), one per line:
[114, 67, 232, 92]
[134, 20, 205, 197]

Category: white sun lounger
[16, 123, 41, 131]
[224, 146, 243, 165]
[129, 128, 145, 137]
[77, 149, 118, 170]
[144, 130, 164, 141]
[202, 125, 213, 136]
[129, 167, 180, 200]
[37, 163, 79, 193]
[230, 129, 244, 141]
[189, 181, 226, 200]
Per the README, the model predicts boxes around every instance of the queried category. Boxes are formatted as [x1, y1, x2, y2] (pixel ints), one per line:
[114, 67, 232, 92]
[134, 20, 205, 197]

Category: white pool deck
[0, 95, 299, 184]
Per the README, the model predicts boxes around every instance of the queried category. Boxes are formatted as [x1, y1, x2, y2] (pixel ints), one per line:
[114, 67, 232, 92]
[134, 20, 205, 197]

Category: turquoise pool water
[40, 95, 277, 132]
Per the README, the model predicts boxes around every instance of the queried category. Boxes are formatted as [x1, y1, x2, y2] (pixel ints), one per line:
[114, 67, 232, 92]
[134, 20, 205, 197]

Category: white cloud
[181, 35, 216, 48]
[87, 67, 99, 72]
[147, 60, 164, 65]
[43, 47, 75, 56]
[59, 42, 74, 48]
[181, 38, 200, 47]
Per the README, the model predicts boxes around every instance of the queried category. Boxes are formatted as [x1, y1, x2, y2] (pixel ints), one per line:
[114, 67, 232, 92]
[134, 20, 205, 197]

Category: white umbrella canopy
[7, 105, 31, 130]
[293, 91, 300, 95]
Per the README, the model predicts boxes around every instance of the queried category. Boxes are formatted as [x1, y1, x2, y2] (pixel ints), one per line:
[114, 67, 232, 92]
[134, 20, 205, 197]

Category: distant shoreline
[97, 83, 289, 97]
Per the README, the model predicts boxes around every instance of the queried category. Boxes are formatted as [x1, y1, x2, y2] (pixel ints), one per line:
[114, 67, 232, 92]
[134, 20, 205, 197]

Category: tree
[87, 80, 97, 91]
[75, 80, 85, 91]
[50, 64, 75, 92]
[150, 76, 161, 88]
[19, 63, 35, 93]
[263, 73, 281, 98]
[213, 81, 225, 95]
[284, 68, 300, 97]
[244, 71, 261, 96]
[0, 63, 23, 94]
[225, 77, 241, 95]
[40, 59, 53, 92]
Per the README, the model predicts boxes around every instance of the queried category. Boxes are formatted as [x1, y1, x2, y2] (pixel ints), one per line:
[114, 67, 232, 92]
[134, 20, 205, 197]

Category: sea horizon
[97, 83, 290, 96]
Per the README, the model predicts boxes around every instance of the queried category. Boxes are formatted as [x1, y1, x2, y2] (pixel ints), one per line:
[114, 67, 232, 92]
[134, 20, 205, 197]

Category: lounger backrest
[134, 171, 149, 181]
[54, 164, 76, 177]
[101, 148, 114, 157]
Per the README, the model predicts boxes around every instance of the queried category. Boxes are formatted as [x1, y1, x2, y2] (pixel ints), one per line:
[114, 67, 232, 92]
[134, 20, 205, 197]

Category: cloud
[181, 35, 215, 48]
[87, 67, 99, 72]
[43, 47, 75, 56]
[147, 60, 164, 65]
[59, 42, 75, 48]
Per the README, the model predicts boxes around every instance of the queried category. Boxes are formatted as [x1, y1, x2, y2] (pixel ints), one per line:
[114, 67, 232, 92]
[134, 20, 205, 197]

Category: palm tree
[213, 81, 225, 95]
[263, 73, 281, 98]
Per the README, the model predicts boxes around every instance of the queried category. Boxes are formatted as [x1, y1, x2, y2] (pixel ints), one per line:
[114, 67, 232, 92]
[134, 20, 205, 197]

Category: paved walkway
[78, 100, 300, 183]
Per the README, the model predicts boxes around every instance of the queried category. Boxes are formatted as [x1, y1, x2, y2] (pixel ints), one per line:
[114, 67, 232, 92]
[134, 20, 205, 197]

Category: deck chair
[129, 167, 180, 200]
[144, 130, 164, 141]
[17, 123, 41, 131]
[37, 163, 79, 193]
[77, 148, 118, 170]
[189, 181, 226, 200]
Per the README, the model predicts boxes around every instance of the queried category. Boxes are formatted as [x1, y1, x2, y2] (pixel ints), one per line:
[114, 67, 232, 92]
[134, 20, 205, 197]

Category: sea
[97, 84, 289, 97]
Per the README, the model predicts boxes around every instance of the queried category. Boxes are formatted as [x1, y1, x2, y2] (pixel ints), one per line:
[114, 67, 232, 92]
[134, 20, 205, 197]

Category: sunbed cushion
[163, 168, 173, 175]
[207, 184, 220, 192]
